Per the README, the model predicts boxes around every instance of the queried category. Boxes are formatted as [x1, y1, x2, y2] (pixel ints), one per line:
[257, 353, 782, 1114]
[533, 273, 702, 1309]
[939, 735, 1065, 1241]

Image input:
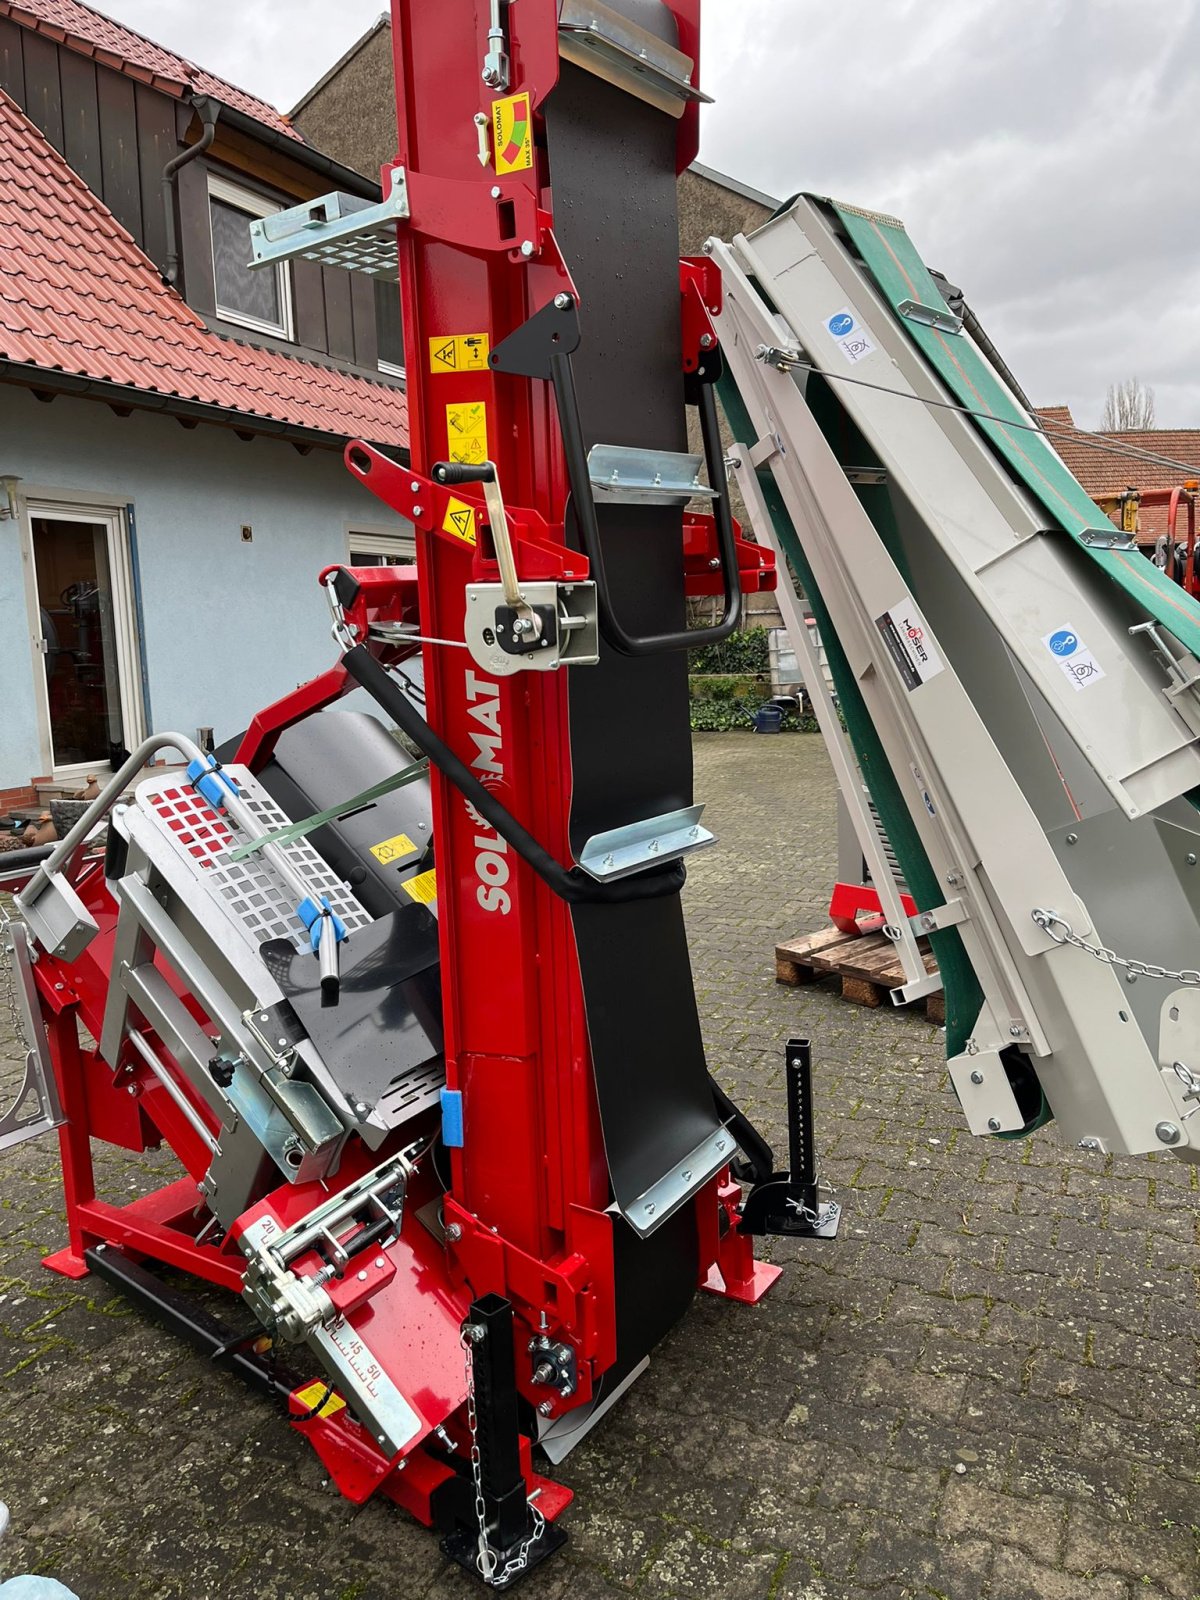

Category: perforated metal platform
[136, 769, 372, 955]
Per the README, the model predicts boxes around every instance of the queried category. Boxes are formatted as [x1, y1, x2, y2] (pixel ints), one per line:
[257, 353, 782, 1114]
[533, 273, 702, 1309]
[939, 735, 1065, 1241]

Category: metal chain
[459, 1323, 546, 1587]
[1032, 908, 1200, 985]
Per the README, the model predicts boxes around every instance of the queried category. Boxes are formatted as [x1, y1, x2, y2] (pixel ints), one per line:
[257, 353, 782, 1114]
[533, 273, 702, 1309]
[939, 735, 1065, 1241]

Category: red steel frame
[25, 0, 780, 1533]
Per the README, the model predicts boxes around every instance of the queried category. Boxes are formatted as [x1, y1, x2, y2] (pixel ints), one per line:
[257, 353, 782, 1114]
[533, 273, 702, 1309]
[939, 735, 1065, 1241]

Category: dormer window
[208, 174, 294, 340]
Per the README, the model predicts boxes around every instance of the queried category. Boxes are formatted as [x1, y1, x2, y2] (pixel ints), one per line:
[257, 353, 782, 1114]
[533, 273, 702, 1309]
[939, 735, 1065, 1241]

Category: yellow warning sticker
[403, 868, 438, 905]
[369, 831, 417, 865]
[293, 1381, 345, 1420]
[428, 333, 491, 375]
[446, 400, 489, 467]
[443, 497, 478, 546]
[492, 92, 533, 176]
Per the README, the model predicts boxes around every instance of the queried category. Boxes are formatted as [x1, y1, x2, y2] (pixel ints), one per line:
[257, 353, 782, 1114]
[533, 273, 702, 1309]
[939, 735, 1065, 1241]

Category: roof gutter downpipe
[162, 94, 221, 286]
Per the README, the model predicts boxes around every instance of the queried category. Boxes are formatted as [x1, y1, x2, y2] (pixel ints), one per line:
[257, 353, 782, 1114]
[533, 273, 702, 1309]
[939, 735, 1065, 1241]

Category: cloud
[99, 0, 1200, 425]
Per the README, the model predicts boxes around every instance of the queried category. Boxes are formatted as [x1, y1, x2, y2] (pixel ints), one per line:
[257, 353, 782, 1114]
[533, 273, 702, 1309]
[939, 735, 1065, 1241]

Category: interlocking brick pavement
[0, 733, 1196, 1600]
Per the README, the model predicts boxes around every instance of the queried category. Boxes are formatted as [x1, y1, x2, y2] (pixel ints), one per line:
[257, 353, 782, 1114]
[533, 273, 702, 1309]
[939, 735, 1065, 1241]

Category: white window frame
[20, 493, 147, 783]
[346, 525, 416, 566]
[208, 172, 294, 341]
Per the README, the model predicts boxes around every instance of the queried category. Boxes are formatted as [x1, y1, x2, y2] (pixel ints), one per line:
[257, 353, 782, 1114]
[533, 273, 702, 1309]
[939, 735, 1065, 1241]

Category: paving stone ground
[1, 731, 1197, 1600]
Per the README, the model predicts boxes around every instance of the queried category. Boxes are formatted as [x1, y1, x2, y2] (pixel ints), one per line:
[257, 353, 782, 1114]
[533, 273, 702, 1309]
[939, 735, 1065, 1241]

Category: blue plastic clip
[186, 755, 238, 811]
[297, 895, 348, 954]
[440, 1088, 464, 1149]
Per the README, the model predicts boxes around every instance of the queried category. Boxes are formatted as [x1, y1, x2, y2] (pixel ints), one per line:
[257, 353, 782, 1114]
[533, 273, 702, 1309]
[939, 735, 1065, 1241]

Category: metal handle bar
[548, 346, 742, 656]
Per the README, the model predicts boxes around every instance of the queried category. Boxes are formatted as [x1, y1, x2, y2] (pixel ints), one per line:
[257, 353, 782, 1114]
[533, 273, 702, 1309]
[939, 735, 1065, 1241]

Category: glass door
[27, 506, 144, 780]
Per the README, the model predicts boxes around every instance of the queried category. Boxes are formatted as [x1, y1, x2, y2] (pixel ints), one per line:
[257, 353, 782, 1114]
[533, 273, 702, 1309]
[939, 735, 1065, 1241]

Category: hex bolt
[410, 480, 421, 493]
[520, 240, 535, 258]
[490, 185, 502, 199]
[412, 505, 423, 518]
[527, 1339, 538, 1354]
[554, 293, 573, 310]
[1078, 1137, 1101, 1151]
[464, 1324, 486, 1344]
[987, 1117, 1002, 1131]
[970, 1071, 984, 1085]
[532, 1362, 556, 1386]
[1156, 1121, 1182, 1145]
[554, 1344, 571, 1362]
[538, 1400, 554, 1416]
[1008, 1025, 1024, 1038]
[375, 1257, 385, 1269]
[699, 332, 715, 349]
[357, 1270, 368, 1283]
[445, 1222, 463, 1243]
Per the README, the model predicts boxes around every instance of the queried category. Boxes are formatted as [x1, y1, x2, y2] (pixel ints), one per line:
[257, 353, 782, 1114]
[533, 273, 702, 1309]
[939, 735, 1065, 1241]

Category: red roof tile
[0, 0, 304, 141]
[1036, 404, 1200, 498]
[0, 89, 408, 449]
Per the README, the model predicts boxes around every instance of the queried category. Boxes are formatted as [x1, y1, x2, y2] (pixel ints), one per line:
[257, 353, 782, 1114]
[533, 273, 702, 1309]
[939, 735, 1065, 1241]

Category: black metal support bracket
[84, 1244, 303, 1400]
[737, 1038, 841, 1239]
[440, 1295, 567, 1589]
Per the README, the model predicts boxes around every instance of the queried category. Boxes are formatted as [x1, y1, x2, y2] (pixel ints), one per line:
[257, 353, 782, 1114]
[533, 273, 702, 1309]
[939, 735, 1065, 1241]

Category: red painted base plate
[700, 1258, 782, 1306]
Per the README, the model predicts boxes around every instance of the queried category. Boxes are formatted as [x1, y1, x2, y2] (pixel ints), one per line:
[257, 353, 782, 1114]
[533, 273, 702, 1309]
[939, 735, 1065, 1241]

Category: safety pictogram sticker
[492, 92, 533, 176]
[428, 333, 491, 374]
[446, 400, 489, 466]
[443, 497, 478, 546]
[369, 832, 417, 864]
[403, 868, 438, 905]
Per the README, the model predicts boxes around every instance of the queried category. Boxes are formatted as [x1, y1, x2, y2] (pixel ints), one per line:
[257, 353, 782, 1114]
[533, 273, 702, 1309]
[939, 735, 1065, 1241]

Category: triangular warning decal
[431, 338, 457, 370]
[442, 497, 478, 545]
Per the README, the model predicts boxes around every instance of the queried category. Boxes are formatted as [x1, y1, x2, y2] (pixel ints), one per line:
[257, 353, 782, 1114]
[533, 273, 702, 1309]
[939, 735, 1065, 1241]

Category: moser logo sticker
[465, 671, 512, 913]
[874, 594, 945, 693]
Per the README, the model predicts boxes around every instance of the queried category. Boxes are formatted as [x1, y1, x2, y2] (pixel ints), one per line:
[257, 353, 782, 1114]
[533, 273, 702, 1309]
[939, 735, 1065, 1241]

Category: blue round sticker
[1048, 630, 1078, 656]
[828, 312, 855, 337]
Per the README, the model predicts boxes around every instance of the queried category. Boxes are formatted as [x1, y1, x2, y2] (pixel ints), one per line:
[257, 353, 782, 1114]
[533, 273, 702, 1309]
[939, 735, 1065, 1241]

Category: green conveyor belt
[825, 197, 1200, 662]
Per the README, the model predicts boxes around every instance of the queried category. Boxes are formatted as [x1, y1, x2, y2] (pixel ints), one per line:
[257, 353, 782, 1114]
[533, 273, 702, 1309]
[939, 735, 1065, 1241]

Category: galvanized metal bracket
[898, 298, 962, 335]
[577, 804, 714, 882]
[623, 1123, 735, 1237]
[248, 171, 409, 281]
[587, 444, 716, 505]
[558, 0, 712, 116]
[1079, 526, 1137, 550]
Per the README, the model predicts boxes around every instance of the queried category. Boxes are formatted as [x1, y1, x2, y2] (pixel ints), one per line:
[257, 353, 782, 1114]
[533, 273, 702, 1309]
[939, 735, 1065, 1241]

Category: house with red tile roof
[1037, 405, 1200, 546]
[0, 0, 411, 810]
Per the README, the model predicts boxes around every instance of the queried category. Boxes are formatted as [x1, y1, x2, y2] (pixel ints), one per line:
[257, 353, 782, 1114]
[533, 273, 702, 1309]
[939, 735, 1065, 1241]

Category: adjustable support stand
[441, 1296, 567, 1590]
[738, 1038, 841, 1239]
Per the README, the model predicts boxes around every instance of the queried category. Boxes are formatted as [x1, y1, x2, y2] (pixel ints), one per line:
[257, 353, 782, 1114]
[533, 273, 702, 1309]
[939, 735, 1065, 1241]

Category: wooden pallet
[775, 923, 945, 1022]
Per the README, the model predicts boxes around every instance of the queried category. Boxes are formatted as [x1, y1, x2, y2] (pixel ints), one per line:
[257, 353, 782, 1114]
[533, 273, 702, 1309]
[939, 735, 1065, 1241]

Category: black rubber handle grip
[432, 462, 495, 485]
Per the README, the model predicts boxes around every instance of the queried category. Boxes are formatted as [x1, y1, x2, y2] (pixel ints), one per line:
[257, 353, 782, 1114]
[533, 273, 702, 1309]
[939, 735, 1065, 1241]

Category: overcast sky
[101, 0, 1200, 427]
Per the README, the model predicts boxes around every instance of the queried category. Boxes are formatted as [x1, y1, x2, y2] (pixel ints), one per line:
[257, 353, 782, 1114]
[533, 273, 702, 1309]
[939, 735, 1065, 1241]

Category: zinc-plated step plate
[135, 768, 372, 954]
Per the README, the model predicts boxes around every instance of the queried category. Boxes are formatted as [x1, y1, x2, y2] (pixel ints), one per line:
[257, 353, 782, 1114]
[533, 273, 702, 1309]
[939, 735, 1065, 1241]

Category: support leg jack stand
[441, 1295, 568, 1589]
[738, 1038, 841, 1239]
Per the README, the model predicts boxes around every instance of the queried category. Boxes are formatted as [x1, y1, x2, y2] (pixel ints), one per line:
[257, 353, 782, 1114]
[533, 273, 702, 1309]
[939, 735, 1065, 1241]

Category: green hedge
[688, 625, 771, 676]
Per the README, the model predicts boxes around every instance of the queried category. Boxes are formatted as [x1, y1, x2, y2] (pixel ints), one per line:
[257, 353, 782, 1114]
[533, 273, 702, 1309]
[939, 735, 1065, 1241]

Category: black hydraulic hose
[343, 645, 686, 905]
